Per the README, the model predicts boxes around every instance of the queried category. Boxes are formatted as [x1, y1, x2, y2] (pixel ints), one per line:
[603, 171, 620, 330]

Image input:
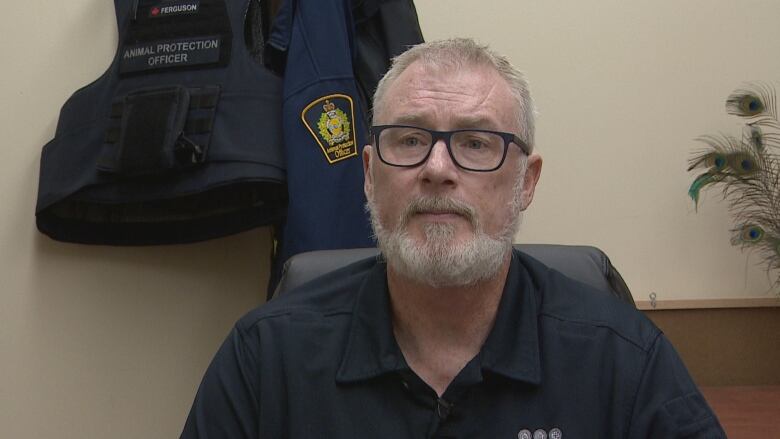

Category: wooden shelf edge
[636, 297, 780, 310]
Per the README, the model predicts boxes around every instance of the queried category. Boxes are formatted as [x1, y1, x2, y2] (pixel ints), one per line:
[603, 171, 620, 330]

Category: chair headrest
[274, 244, 634, 306]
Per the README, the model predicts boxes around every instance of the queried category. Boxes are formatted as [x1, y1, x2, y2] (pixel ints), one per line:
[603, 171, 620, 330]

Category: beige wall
[2, 3, 271, 437]
[2, 0, 780, 437]
[416, 0, 780, 303]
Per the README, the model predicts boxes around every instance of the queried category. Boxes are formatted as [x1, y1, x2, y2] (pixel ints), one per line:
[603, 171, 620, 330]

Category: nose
[419, 138, 458, 186]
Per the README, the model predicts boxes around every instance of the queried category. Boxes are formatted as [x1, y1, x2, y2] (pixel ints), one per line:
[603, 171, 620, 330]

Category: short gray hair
[372, 38, 535, 151]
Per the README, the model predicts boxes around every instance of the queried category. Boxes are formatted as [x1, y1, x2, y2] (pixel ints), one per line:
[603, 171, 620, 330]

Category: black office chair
[273, 244, 635, 306]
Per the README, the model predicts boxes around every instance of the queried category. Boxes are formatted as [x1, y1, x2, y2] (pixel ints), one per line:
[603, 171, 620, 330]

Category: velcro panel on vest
[99, 85, 220, 175]
[111, 86, 190, 175]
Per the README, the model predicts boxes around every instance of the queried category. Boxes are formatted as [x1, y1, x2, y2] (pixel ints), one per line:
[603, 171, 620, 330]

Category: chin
[409, 226, 473, 247]
[366, 197, 515, 287]
[383, 223, 511, 287]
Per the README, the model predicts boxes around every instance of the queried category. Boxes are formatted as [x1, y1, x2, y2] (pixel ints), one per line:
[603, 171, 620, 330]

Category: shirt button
[436, 398, 452, 420]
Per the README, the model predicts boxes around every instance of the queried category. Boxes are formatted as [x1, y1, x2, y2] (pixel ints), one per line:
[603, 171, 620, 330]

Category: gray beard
[367, 194, 522, 288]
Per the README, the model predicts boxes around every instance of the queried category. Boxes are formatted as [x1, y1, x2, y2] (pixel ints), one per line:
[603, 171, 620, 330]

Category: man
[182, 39, 725, 438]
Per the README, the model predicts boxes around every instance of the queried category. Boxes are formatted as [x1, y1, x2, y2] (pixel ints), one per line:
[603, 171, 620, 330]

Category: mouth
[400, 197, 478, 229]
[414, 210, 464, 221]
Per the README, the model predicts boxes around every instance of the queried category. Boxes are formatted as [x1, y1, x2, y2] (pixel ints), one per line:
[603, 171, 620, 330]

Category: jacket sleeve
[627, 333, 726, 438]
[180, 326, 261, 439]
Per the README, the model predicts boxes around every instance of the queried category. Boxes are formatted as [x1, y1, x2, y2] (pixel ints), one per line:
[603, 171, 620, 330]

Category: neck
[387, 253, 512, 396]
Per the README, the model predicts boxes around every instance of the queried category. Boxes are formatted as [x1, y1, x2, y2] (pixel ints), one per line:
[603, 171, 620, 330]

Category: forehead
[377, 61, 519, 132]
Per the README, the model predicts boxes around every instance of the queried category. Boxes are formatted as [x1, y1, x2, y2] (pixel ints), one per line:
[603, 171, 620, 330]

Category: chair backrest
[273, 244, 635, 306]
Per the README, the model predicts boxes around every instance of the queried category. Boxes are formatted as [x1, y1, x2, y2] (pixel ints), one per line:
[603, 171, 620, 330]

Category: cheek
[477, 175, 519, 227]
[370, 173, 408, 224]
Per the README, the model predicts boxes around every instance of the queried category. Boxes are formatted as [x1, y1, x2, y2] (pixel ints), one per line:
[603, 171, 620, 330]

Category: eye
[465, 138, 487, 150]
[402, 136, 422, 147]
[456, 133, 494, 151]
[395, 131, 428, 148]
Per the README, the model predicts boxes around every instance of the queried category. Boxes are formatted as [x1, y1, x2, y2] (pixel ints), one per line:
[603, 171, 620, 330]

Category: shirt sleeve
[627, 333, 726, 438]
[180, 326, 261, 439]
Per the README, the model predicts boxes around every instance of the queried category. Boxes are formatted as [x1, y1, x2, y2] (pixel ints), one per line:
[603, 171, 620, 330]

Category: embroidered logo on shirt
[301, 94, 358, 164]
[518, 428, 562, 439]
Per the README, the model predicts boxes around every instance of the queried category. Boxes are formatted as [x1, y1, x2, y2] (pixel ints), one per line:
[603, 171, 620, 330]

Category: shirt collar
[480, 250, 542, 384]
[336, 261, 408, 383]
[336, 250, 542, 386]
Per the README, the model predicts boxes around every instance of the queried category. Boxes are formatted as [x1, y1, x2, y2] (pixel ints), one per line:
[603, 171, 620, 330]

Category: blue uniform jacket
[268, 0, 375, 265]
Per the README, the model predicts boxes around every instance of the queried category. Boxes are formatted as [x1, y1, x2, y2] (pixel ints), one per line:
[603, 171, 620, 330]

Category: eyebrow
[388, 114, 501, 131]
[452, 115, 500, 130]
[391, 114, 430, 126]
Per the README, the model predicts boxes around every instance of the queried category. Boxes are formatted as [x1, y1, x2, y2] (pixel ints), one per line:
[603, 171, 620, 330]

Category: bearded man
[182, 39, 724, 438]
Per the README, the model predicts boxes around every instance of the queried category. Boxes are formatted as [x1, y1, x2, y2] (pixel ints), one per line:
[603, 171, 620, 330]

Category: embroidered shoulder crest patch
[301, 94, 358, 164]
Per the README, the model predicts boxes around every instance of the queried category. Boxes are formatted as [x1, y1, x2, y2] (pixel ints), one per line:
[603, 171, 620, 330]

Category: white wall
[2, 0, 779, 437]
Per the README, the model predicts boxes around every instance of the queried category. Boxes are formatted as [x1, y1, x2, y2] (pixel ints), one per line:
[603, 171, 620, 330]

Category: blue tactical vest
[36, 0, 286, 245]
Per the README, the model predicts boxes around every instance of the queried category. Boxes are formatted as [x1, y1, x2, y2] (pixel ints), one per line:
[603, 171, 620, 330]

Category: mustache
[398, 196, 478, 228]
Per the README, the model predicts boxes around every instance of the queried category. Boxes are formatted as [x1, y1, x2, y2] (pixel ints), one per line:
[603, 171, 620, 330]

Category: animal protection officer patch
[301, 94, 358, 164]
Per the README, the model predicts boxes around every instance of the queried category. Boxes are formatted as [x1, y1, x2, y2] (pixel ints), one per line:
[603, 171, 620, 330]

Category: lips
[415, 209, 462, 218]
[415, 211, 462, 222]
[400, 196, 478, 228]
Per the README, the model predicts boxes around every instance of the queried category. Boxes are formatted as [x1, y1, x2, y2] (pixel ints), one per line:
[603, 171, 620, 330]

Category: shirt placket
[397, 355, 485, 439]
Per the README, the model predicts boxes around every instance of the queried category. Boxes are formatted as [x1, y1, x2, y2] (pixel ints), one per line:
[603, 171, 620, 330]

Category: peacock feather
[726, 82, 778, 120]
[689, 83, 780, 289]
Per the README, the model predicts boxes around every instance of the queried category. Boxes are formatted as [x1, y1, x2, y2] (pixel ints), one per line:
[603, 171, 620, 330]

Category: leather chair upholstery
[273, 244, 635, 306]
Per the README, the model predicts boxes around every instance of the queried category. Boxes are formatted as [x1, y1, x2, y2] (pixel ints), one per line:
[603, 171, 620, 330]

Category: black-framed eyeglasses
[371, 125, 530, 172]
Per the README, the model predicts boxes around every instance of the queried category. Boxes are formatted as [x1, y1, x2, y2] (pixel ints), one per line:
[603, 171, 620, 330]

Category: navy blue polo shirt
[182, 250, 725, 438]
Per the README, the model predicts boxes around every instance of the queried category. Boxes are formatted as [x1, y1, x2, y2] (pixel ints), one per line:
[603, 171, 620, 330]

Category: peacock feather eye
[728, 152, 758, 174]
[731, 224, 765, 245]
[726, 92, 766, 117]
[713, 155, 727, 169]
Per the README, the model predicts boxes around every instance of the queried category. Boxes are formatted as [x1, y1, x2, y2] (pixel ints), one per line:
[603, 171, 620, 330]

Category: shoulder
[234, 255, 382, 335]
[517, 251, 660, 353]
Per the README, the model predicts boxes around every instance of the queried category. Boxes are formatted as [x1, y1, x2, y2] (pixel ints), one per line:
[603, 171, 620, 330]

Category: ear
[362, 144, 374, 199]
[519, 153, 542, 210]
